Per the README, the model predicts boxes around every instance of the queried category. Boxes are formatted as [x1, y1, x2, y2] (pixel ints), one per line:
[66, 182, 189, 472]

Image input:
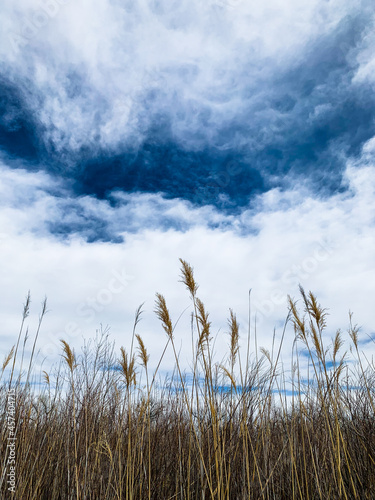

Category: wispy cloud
[0, 138, 374, 374]
[1, 0, 375, 205]
[1, 0, 375, 380]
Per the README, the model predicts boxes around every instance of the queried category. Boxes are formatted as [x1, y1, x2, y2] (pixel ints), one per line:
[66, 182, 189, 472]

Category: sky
[1, 0, 375, 384]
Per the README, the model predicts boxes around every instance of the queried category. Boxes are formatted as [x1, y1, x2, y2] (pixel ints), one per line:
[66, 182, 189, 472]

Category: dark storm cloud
[0, 76, 42, 163]
[0, 1, 374, 214]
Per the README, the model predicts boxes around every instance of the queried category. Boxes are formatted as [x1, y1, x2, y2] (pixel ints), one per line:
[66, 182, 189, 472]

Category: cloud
[1, 136, 374, 378]
[1, 0, 374, 389]
[1, 0, 375, 206]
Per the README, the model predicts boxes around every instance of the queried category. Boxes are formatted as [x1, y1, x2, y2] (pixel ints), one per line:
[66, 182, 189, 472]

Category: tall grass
[1, 260, 374, 499]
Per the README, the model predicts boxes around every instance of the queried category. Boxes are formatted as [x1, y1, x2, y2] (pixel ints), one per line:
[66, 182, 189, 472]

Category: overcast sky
[1, 0, 374, 382]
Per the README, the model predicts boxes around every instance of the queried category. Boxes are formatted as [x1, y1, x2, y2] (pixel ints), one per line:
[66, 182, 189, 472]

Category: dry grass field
[1, 260, 374, 499]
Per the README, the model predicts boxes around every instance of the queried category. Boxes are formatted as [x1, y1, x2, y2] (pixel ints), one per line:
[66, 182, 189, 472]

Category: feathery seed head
[23, 291, 31, 320]
[136, 334, 149, 368]
[119, 346, 137, 388]
[179, 258, 198, 297]
[155, 293, 173, 339]
[196, 298, 211, 352]
[196, 298, 210, 329]
[348, 312, 359, 349]
[333, 329, 344, 362]
[260, 347, 271, 364]
[228, 308, 239, 366]
[2, 346, 14, 372]
[43, 370, 50, 386]
[288, 296, 306, 341]
[60, 340, 76, 372]
[305, 289, 328, 332]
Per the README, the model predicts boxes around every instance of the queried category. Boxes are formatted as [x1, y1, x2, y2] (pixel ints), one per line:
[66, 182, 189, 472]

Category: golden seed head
[179, 258, 198, 297]
[119, 346, 136, 388]
[136, 334, 150, 368]
[228, 308, 239, 366]
[2, 346, 14, 371]
[154, 293, 173, 339]
[60, 340, 76, 372]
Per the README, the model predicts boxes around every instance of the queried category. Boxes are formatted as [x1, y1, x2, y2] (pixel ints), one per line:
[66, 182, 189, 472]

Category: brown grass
[1, 261, 374, 499]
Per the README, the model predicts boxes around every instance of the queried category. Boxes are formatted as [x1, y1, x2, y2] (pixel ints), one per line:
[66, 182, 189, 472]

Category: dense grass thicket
[1, 259, 374, 499]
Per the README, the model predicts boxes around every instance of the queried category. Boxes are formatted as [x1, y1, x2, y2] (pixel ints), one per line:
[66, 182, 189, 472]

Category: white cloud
[1, 140, 374, 379]
[1, 0, 375, 388]
[0, 0, 367, 154]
